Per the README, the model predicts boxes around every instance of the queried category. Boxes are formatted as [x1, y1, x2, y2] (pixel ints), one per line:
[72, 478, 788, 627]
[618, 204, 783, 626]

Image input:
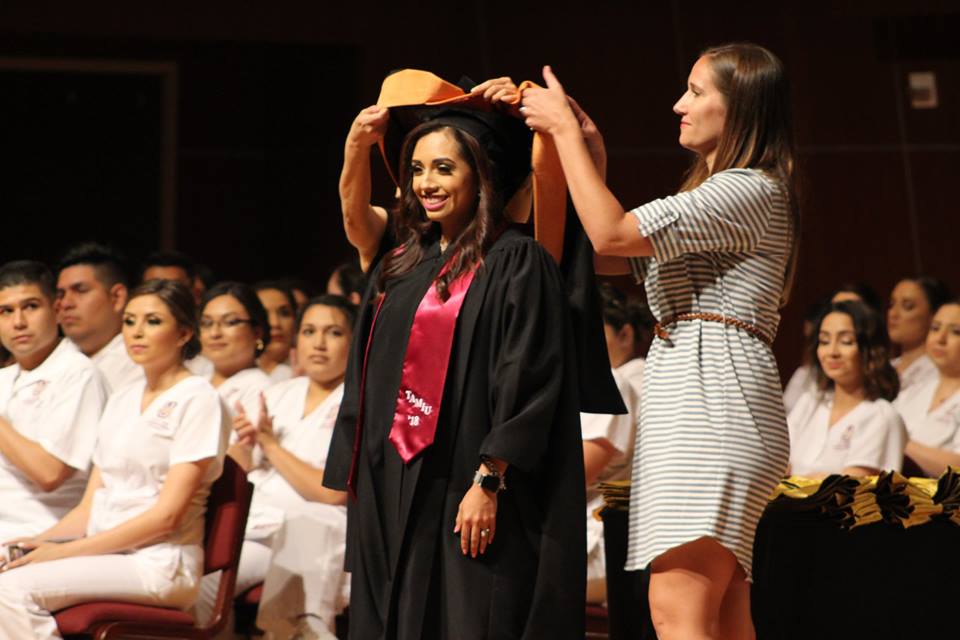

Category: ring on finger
[480, 528, 491, 537]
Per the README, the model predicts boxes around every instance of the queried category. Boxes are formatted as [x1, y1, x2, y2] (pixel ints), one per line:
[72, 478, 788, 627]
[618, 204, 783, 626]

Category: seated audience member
[199, 282, 272, 419]
[788, 301, 906, 478]
[326, 261, 365, 305]
[142, 250, 214, 376]
[831, 281, 883, 313]
[888, 276, 952, 392]
[583, 283, 642, 604]
[254, 281, 298, 384]
[784, 297, 829, 413]
[0, 261, 109, 542]
[281, 278, 313, 315]
[197, 295, 353, 637]
[896, 299, 960, 476]
[56, 242, 142, 392]
[194, 263, 216, 301]
[141, 250, 200, 300]
[0, 280, 229, 637]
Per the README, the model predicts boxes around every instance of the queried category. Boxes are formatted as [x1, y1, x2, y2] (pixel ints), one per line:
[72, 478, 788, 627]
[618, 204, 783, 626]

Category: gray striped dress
[625, 168, 792, 579]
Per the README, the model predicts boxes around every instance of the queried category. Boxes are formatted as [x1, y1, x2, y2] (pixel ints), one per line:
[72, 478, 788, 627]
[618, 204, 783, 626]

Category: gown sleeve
[322, 263, 383, 491]
[478, 239, 569, 474]
[629, 168, 776, 264]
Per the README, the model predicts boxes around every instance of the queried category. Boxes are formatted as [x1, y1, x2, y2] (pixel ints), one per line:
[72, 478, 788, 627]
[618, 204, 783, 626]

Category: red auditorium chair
[53, 456, 254, 639]
[585, 603, 610, 639]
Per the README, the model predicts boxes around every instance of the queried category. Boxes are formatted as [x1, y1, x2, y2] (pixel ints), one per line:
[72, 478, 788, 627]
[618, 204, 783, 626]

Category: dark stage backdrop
[0, 1, 957, 378]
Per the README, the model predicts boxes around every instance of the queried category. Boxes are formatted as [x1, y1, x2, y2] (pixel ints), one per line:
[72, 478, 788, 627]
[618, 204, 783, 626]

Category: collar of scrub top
[375, 68, 567, 264]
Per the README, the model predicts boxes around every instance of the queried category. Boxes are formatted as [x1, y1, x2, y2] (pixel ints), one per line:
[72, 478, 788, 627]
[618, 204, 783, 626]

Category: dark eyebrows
[410, 157, 457, 167]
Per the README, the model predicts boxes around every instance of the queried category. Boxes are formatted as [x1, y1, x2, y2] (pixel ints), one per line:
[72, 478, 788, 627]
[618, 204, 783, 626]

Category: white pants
[586, 503, 607, 582]
[255, 508, 348, 640]
[0, 553, 196, 639]
[194, 539, 273, 634]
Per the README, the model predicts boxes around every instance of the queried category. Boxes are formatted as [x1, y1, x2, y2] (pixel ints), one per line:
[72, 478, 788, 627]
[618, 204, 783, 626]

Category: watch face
[479, 474, 500, 492]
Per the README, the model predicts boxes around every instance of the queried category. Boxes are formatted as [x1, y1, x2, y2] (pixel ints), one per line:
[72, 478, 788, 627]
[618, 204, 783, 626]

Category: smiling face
[887, 279, 933, 349]
[410, 129, 478, 241]
[817, 311, 863, 390]
[673, 55, 728, 168]
[296, 303, 351, 387]
[927, 303, 960, 377]
[200, 294, 260, 377]
[122, 294, 189, 370]
[256, 288, 295, 365]
[56, 264, 125, 354]
[0, 284, 59, 369]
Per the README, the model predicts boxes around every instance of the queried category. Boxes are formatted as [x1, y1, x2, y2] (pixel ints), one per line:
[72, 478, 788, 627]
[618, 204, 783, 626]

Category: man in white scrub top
[56, 243, 143, 393]
[0, 261, 108, 541]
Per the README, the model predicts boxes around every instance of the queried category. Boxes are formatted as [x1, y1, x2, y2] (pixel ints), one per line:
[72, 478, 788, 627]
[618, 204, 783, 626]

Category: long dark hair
[809, 301, 899, 402]
[679, 43, 800, 307]
[128, 279, 201, 360]
[378, 121, 507, 301]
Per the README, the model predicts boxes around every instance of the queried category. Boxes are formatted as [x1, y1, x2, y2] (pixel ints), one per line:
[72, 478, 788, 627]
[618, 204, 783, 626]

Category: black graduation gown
[323, 228, 586, 640]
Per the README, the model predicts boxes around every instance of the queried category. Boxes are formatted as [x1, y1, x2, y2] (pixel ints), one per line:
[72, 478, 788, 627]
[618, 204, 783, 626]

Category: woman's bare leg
[718, 562, 755, 640]
[648, 536, 738, 640]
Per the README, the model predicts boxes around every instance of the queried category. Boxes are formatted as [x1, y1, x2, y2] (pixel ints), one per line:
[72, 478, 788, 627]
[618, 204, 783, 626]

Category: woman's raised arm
[522, 66, 653, 258]
[339, 106, 391, 271]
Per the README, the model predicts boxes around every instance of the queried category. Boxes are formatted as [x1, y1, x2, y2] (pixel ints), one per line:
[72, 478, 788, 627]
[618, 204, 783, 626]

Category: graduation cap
[375, 69, 626, 415]
[375, 69, 566, 264]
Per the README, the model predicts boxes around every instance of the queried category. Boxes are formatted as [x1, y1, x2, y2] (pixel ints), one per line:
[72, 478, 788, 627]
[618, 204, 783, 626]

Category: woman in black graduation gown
[323, 103, 587, 639]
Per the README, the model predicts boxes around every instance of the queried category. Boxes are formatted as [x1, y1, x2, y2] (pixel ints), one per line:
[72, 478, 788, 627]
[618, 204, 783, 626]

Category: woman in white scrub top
[0, 280, 229, 639]
[887, 276, 952, 393]
[789, 300, 906, 478]
[199, 282, 272, 420]
[255, 281, 298, 384]
[197, 295, 353, 638]
[897, 300, 960, 477]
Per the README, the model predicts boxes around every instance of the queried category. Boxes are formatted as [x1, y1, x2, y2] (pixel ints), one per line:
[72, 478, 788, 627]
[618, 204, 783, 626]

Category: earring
[256, 338, 265, 353]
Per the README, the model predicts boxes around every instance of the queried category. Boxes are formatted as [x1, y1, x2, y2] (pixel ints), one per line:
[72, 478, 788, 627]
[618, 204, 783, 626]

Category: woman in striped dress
[522, 43, 798, 639]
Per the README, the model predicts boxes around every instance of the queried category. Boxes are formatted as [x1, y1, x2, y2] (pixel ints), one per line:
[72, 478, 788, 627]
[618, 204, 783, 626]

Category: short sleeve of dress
[629, 169, 775, 264]
[627, 257, 650, 284]
[845, 403, 905, 472]
[169, 388, 228, 466]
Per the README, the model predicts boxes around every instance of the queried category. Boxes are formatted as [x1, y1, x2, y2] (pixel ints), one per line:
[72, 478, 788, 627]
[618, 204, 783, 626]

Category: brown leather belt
[654, 312, 773, 347]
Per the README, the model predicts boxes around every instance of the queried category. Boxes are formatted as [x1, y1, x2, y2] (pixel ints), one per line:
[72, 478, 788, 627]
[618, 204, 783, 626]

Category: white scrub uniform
[0, 375, 229, 639]
[87, 333, 143, 393]
[213, 367, 271, 420]
[783, 363, 815, 414]
[788, 392, 907, 477]
[265, 362, 294, 385]
[893, 354, 938, 394]
[185, 353, 215, 378]
[895, 377, 960, 451]
[581, 368, 639, 583]
[616, 357, 645, 406]
[0, 339, 108, 541]
[196, 377, 347, 637]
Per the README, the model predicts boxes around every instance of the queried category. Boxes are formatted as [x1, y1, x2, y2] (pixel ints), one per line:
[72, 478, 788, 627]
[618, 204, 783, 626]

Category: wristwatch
[473, 467, 506, 493]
